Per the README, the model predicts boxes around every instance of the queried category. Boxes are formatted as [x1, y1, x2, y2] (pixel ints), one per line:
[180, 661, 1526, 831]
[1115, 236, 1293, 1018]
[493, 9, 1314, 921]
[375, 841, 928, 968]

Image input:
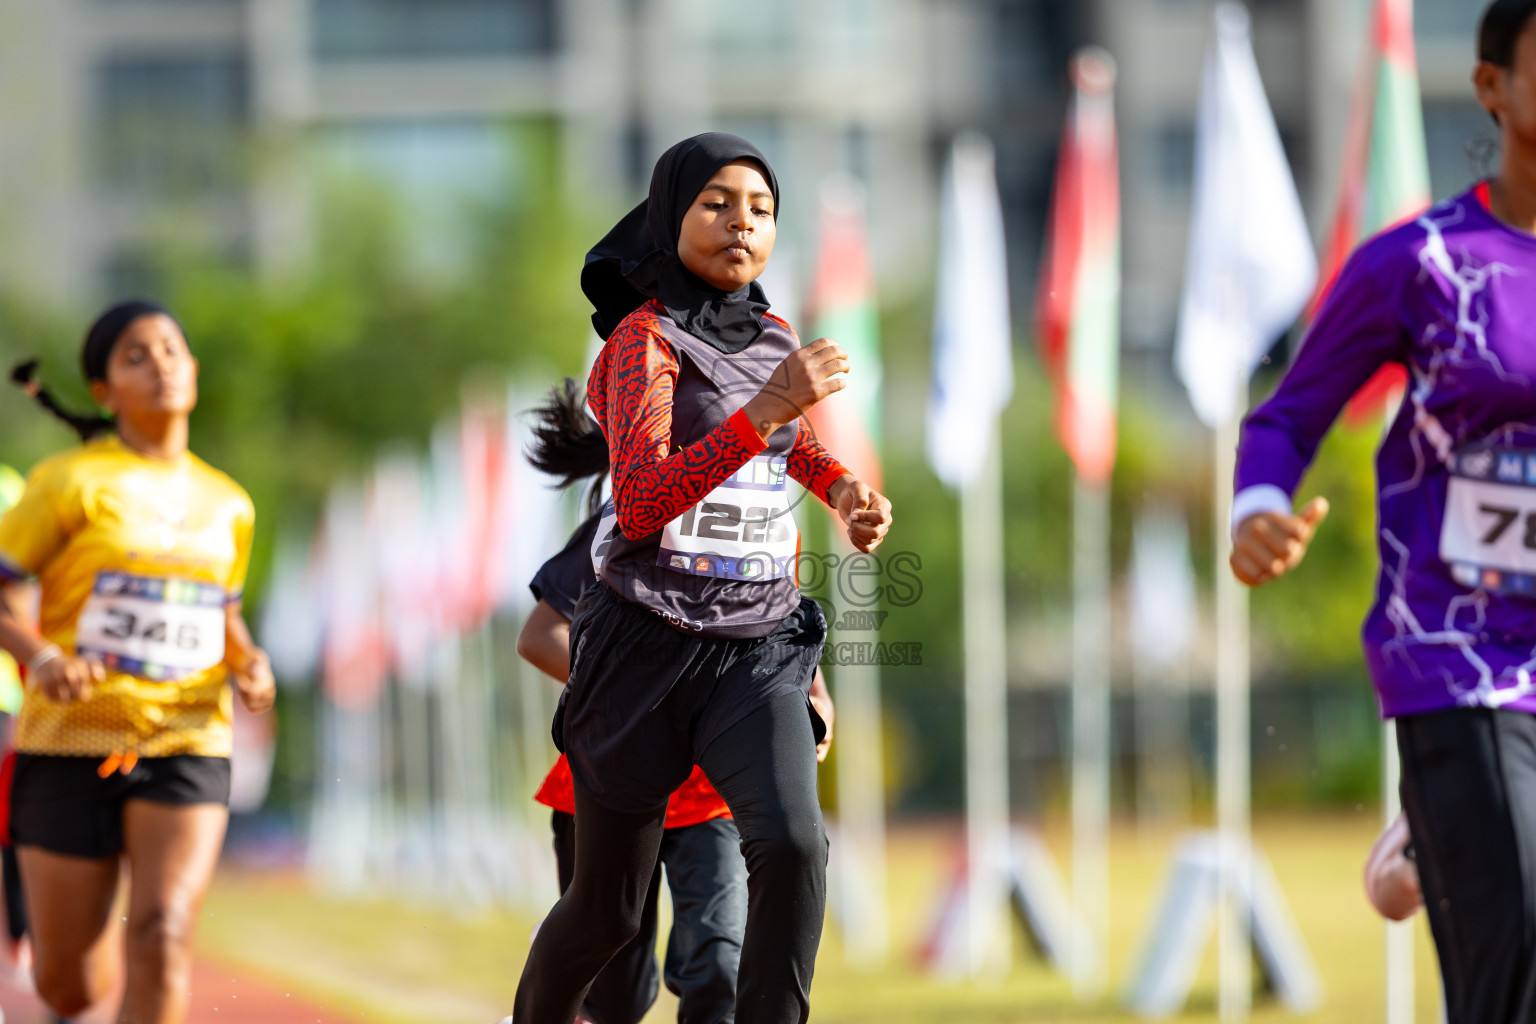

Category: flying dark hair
[1480, 0, 1536, 68]
[9, 360, 114, 442]
[9, 300, 181, 443]
[525, 378, 610, 517]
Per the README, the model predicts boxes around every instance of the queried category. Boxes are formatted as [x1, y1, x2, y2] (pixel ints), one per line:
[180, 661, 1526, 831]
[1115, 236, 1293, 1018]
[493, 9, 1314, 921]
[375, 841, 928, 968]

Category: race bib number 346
[1441, 447, 1536, 596]
[75, 572, 227, 681]
[657, 454, 799, 582]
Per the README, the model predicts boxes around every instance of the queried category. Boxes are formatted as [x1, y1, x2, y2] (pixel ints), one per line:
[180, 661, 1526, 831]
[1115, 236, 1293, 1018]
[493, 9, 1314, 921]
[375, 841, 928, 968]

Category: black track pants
[513, 690, 825, 1024]
[1398, 708, 1536, 1024]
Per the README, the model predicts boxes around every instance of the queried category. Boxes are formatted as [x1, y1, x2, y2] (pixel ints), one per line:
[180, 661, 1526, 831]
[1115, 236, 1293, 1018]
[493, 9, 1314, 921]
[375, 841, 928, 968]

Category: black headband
[81, 299, 178, 382]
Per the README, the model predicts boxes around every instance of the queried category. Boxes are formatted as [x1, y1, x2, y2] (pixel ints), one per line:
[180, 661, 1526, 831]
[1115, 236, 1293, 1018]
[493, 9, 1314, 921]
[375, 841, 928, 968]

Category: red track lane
[0, 957, 357, 1024]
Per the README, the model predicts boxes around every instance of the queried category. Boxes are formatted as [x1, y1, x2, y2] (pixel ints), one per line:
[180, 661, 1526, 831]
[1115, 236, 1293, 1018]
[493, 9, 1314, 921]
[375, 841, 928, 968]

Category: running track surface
[0, 957, 355, 1024]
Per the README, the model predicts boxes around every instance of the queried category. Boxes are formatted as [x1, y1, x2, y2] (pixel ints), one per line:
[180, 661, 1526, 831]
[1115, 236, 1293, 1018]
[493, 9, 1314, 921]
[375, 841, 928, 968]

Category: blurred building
[0, 0, 1075, 309]
[0, 0, 1497, 347]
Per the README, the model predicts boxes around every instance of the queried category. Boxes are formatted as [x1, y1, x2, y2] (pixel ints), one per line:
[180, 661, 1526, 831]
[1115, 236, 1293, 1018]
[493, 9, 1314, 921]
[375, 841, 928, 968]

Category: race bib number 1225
[657, 454, 798, 581]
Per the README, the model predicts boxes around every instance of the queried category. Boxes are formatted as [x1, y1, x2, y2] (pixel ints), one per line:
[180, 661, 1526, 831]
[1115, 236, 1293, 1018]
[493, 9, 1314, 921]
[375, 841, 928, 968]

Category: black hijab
[581, 133, 780, 353]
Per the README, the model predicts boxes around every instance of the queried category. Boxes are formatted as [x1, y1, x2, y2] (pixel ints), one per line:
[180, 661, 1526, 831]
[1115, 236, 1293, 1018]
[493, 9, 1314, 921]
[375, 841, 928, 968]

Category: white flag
[1130, 506, 1197, 670]
[1175, 3, 1317, 428]
[927, 133, 1015, 490]
[259, 525, 325, 684]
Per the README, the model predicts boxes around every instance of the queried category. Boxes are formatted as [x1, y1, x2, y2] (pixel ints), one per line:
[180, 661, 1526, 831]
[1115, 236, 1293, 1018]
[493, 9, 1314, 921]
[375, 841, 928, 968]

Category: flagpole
[963, 428, 1010, 978]
[1215, 409, 1252, 1022]
[834, 656, 890, 968]
[1070, 472, 1111, 997]
[1383, 724, 1413, 1024]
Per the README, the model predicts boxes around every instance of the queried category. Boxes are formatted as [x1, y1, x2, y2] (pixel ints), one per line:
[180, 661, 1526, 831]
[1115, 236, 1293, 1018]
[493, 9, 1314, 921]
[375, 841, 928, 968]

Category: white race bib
[1440, 447, 1536, 596]
[657, 454, 798, 581]
[75, 571, 227, 680]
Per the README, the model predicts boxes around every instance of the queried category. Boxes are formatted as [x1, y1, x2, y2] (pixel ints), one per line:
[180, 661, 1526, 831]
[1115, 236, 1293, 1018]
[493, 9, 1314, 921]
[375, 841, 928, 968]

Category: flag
[259, 524, 327, 685]
[1037, 48, 1121, 486]
[321, 483, 387, 710]
[456, 402, 509, 629]
[926, 133, 1014, 490]
[1129, 506, 1197, 670]
[1313, 0, 1431, 423]
[372, 451, 439, 688]
[1175, 3, 1318, 429]
[806, 178, 882, 490]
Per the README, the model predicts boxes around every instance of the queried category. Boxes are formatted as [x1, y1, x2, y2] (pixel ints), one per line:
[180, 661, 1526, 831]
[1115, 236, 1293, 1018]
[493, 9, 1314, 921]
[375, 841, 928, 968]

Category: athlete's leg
[118, 801, 228, 1024]
[697, 691, 826, 1024]
[16, 846, 120, 1017]
[513, 785, 667, 1024]
[659, 818, 746, 1024]
[3, 845, 28, 943]
[1398, 708, 1536, 1024]
[553, 809, 664, 1024]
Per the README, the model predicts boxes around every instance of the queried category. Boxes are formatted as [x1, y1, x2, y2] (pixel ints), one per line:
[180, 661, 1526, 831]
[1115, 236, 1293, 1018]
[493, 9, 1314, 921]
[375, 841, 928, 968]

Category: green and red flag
[1037, 49, 1121, 486]
[806, 179, 882, 492]
[1313, 0, 1431, 423]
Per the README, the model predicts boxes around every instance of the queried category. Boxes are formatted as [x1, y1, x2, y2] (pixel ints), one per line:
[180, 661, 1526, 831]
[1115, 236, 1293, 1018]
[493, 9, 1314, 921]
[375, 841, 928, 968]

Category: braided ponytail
[9, 360, 114, 443]
[526, 378, 610, 516]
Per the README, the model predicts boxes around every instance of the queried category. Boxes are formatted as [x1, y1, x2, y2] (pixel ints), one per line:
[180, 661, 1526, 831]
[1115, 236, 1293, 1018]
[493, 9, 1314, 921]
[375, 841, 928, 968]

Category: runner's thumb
[1298, 496, 1330, 529]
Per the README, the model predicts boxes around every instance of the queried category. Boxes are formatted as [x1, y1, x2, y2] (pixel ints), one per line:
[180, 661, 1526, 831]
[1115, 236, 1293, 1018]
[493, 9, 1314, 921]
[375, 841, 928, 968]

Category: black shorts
[9, 754, 231, 859]
[555, 581, 826, 815]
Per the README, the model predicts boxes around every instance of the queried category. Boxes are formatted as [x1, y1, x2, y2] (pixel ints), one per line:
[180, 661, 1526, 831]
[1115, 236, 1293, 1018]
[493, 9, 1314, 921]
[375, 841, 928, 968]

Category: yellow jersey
[0, 464, 23, 714]
[0, 436, 254, 757]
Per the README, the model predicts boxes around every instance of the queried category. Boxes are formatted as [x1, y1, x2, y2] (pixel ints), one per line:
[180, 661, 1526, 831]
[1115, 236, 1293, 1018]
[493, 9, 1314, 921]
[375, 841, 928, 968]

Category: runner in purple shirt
[1232, 4, 1536, 1019]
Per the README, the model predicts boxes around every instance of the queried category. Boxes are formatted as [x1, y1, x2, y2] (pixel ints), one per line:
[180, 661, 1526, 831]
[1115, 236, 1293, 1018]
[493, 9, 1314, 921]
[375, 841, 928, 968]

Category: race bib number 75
[1440, 447, 1536, 596]
[75, 572, 227, 681]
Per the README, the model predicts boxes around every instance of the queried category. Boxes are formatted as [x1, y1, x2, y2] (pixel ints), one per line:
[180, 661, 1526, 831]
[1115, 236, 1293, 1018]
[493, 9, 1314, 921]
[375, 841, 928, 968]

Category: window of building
[95, 54, 248, 199]
[1155, 120, 1197, 198]
[1415, 0, 1481, 39]
[312, 0, 556, 60]
[315, 117, 524, 276]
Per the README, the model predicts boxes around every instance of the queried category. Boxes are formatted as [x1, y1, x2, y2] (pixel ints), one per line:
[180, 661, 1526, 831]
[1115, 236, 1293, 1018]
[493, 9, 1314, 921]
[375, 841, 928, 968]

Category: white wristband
[25, 644, 62, 676]
[1230, 485, 1293, 540]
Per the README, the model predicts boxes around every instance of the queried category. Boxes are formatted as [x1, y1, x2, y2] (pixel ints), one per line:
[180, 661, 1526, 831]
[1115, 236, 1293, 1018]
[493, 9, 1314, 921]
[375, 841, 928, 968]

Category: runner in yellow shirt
[0, 301, 274, 1024]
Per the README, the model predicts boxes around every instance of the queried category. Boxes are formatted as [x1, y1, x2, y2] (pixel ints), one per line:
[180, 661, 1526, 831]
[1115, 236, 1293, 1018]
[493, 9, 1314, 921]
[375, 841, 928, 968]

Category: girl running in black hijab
[508, 134, 891, 1024]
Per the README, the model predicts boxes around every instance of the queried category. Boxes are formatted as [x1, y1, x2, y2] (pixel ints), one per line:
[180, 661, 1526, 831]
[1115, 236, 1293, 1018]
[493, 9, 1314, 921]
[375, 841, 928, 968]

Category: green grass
[197, 814, 1444, 1023]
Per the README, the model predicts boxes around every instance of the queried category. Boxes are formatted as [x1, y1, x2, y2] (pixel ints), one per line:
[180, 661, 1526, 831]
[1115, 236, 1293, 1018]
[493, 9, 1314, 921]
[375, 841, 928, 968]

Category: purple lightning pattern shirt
[1237, 184, 1536, 718]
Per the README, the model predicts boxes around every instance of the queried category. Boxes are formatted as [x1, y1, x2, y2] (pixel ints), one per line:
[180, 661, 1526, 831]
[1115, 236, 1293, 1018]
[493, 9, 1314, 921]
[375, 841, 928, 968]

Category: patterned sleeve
[594, 319, 768, 540]
[787, 434, 849, 506]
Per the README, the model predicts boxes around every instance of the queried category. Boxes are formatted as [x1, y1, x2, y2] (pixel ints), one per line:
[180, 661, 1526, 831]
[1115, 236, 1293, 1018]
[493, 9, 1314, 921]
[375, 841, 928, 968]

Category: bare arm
[516, 600, 573, 684]
[225, 602, 275, 713]
[0, 579, 102, 703]
[0, 580, 46, 666]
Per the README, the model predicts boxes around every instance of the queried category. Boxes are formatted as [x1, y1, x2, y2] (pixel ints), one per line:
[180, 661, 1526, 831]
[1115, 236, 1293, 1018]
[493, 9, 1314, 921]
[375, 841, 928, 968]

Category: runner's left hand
[831, 475, 892, 553]
[231, 648, 276, 713]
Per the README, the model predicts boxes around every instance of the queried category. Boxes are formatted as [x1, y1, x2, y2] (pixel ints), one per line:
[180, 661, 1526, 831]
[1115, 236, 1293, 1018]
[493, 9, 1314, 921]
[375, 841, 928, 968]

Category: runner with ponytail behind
[0, 301, 273, 1024]
[507, 133, 890, 1024]
[1231, 4, 1536, 1019]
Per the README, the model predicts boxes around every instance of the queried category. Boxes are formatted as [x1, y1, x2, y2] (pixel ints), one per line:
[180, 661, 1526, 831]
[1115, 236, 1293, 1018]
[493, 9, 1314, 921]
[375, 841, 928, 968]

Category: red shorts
[535, 755, 730, 829]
